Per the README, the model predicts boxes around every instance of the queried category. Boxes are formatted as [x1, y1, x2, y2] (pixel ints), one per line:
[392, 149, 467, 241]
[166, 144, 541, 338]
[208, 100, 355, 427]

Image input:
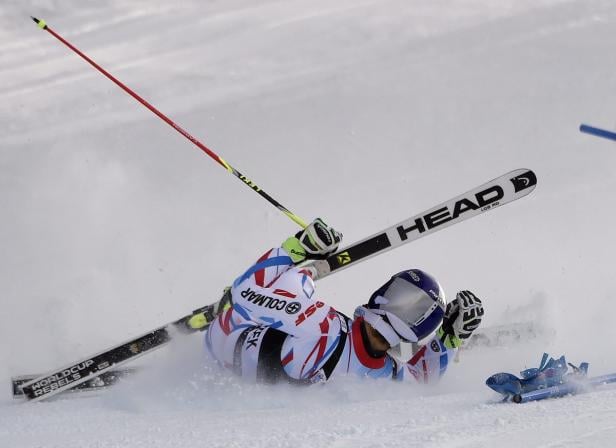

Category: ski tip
[509, 169, 537, 195]
[30, 16, 47, 30]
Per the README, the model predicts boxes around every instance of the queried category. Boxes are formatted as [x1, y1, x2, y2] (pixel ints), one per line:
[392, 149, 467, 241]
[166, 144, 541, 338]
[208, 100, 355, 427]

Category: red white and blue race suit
[205, 246, 457, 384]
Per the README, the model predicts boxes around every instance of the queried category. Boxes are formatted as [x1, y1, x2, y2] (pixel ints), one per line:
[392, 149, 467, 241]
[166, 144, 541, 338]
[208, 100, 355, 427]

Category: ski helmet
[357, 269, 446, 345]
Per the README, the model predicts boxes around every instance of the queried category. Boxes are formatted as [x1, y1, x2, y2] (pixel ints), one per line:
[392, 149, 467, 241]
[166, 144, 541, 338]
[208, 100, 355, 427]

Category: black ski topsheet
[307, 169, 537, 279]
[19, 169, 536, 402]
[19, 327, 172, 402]
[17, 310, 202, 402]
[13, 368, 137, 399]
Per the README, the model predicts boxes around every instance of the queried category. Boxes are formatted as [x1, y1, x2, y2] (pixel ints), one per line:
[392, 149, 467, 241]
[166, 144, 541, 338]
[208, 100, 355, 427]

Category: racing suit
[205, 246, 456, 384]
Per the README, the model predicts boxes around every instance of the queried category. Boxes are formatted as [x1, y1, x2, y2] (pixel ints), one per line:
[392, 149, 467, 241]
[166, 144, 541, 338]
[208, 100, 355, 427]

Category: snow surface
[2, 0, 616, 446]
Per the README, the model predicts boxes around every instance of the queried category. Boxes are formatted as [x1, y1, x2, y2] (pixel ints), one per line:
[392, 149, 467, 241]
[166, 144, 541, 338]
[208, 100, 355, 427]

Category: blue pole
[513, 382, 579, 403]
[513, 373, 616, 403]
[580, 124, 616, 142]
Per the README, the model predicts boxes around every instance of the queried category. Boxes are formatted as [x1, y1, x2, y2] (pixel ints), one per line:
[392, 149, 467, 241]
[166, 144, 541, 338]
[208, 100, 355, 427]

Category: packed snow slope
[2, 0, 616, 446]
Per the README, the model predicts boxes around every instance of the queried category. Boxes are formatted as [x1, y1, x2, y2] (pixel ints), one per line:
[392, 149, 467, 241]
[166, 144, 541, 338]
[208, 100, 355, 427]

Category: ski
[306, 168, 537, 279]
[12, 368, 137, 399]
[19, 169, 536, 402]
[18, 302, 221, 403]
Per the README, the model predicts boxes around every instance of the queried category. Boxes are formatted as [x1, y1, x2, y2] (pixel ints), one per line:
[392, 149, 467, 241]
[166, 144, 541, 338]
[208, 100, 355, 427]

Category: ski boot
[175, 287, 233, 333]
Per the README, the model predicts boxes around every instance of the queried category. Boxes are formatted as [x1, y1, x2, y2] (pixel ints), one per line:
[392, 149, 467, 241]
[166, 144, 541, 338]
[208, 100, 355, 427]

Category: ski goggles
[357, 306, 418, 346]
[372, 276, 445, 341]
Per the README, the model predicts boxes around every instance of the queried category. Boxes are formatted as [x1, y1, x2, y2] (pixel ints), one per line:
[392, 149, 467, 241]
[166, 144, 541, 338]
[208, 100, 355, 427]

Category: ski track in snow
[2, 0, 616, 446]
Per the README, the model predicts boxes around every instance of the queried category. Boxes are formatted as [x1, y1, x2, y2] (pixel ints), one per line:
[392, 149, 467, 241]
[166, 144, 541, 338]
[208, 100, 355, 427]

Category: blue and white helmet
[356, 269, 446, 346]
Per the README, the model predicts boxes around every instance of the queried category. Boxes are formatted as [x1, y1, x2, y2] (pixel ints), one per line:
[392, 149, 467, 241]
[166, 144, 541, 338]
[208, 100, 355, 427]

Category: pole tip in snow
[31, 16, 47, 30]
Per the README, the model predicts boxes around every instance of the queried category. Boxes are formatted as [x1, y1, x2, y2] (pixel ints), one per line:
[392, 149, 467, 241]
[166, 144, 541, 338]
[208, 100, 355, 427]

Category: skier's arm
[396, 337, 457, 383]
[437, 290, 484, 349]
[232, 218, 342, 289]
[280, 217, 342, 265]
[396, 290, 484, 383]
[230, 218, 342, 337]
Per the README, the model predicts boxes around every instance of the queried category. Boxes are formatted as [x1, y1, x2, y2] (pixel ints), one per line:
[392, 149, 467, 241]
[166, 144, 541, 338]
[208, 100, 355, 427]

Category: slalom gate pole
[579, 124, 616, 142]
[31, 17, 307, 229]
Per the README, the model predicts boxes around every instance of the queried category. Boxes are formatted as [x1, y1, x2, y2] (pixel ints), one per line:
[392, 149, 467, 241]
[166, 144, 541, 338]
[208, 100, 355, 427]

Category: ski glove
[437, 290, 484, 349]
[282, 218, 342, 264]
